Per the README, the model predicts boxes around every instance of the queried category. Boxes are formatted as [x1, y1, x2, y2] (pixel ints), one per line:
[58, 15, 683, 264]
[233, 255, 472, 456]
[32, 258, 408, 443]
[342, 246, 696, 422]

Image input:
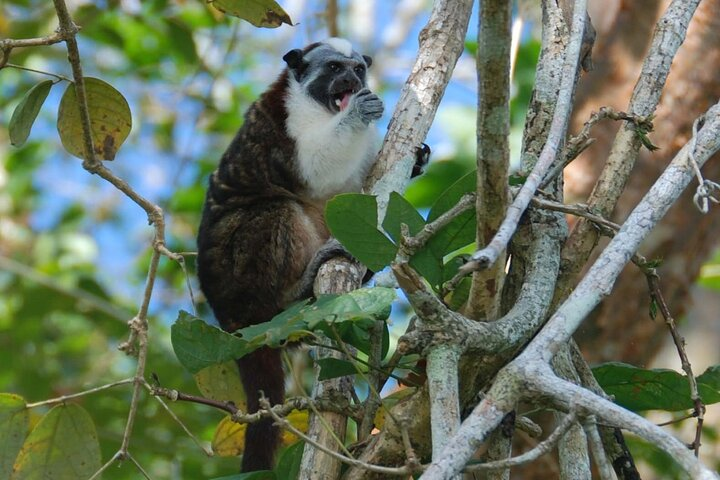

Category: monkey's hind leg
[237, 347, 284, 472]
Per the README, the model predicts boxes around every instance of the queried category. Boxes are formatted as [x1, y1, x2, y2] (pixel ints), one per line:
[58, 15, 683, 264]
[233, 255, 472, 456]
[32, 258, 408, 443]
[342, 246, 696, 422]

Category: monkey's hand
[346, 88, 384, 126]
[412, 143, 431, 178]
[292, 238, 365, 299]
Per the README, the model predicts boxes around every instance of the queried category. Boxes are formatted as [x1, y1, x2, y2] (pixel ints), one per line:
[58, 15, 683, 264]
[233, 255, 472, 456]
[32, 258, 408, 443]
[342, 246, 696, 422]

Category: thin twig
[401, 425, 423, 474]
[465, 411, 578, 471]
[0, 31, 66, 67]
[540, 106, 655, 189]
[261, 396, 413, 476]
[26, 378, 135, 408]
[3, 63, 72, 82]
[151, 383, 361, 423]
[126, 452, 153, 480]
[144, 383, 214, 457]
[282, 350, 356, 459]
[174, 254, 197, 315]
[305, 340, 415, 386]
[48, 2, 190, 475]
[88, 453, 121, 480]
[400, 193, 476, 258]
[583, 417, 617, 480]
[325, 325, 399, 440]
[118, 249, 160, 456]
[640, 265, 705, 456]
[656, 411, 697, 427]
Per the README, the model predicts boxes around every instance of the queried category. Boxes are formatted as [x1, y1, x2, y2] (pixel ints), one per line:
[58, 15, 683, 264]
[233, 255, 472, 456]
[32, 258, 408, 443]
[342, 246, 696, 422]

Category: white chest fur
[285, 80, 377, 199]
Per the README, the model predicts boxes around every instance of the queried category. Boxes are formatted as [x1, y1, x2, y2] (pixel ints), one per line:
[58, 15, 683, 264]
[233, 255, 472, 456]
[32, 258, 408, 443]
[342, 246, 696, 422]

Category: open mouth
[332, 89, 357, 111]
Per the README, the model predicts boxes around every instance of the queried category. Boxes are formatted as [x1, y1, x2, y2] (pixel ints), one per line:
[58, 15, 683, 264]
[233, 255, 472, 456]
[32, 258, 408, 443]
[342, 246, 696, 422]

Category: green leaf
[593, 362, 720, 412]
[428, 170, 476, 222]
[175, 289, 394, 372]
[236, 298, 319, 347]
[57, 77, 132, 161]
[317, 358, 361, 380]
[382, 192, 426, 242]
[698, 365, 720, 395]
[508, 173, 527, 186]
[409, 249, 444, 290]
[636, 130, 660, 151]
[326, 194, 397, 271]
[405, 171, 477, 289]
[11, 404, 101, 480]
[171, 311, 251, 373]
[209, 0, 292, 28]
[649, 297, 658, 320]
[274, 441, 304, 480]
[9, 80, 53, 147]
[345, 287, 395, 322]
[0, 394, 29, 478]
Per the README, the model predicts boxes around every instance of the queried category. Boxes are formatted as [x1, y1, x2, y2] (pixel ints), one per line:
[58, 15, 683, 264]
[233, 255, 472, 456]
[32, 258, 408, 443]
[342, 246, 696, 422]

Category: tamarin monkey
[196, 38, 385, 472]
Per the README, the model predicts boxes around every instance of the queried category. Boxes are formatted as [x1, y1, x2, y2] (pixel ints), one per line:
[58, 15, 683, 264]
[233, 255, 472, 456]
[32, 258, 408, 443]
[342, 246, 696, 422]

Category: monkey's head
[283, 38, 372, 114]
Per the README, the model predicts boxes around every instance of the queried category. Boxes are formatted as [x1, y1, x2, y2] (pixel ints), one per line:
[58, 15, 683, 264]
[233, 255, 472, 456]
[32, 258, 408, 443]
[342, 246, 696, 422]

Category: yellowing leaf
[0, 394, 29, 478]
[281, 409, 308, 445]
[211, 410, 308, 456]
[9, 80, 53, 147]
[209, 0, 293, 28]
[11, 404, 101, 480]
[194, 361, 247, 410]
[212, 415, 246, 456]
[57, 77, 132, 161]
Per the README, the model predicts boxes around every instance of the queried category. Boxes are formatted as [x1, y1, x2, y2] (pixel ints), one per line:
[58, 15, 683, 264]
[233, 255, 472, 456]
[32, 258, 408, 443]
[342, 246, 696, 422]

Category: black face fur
[283, 43, 373, 113]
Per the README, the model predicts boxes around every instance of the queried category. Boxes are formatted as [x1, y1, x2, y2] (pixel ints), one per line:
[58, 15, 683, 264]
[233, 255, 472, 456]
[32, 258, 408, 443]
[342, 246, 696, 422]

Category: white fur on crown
[285, 78, 376, 199]
[322, 38, 353, 57]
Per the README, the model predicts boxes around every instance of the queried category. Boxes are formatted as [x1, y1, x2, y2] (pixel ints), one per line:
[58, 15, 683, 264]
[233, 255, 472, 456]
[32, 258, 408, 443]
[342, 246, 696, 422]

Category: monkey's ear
[283, 49, 305, 69]
[362, 55, 373, 68]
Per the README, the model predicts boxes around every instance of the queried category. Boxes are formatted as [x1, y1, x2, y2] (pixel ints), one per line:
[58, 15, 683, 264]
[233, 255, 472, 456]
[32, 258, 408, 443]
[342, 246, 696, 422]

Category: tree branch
[466, 0, 512, 320]
[457, 0, 588, 275]
[558, 0, 702, 299]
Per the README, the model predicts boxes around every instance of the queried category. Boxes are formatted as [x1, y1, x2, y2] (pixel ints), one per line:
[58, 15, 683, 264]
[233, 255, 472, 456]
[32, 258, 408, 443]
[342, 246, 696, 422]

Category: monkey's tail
[236, 347, 284, 472]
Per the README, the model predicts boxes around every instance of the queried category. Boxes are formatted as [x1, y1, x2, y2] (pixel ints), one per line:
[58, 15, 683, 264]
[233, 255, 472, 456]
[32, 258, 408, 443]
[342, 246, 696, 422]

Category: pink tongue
[340, 92, 351, 111]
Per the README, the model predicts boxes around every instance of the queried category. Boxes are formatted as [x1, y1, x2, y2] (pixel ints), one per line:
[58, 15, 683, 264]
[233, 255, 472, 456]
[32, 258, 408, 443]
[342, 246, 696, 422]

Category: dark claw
[412, 143, 431, 178]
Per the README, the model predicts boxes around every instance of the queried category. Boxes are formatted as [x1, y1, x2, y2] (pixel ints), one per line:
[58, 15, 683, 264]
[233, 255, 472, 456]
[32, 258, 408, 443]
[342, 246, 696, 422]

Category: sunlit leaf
[209, 0, 292, 28]
[0, 394, 29, 478]
[57, 77, 132, 161]
[194, 361, 246, 409]
[11, 404, 101, 480]
[9, 80, 53, 147]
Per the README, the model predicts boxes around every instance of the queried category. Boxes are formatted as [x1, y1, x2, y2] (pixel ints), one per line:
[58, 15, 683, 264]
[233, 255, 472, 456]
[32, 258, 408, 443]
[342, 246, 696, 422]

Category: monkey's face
[283, 41, 373, 114]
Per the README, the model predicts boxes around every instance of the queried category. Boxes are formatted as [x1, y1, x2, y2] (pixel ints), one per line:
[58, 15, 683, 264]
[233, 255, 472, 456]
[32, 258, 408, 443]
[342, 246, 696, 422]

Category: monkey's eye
[328, 62, 341, 72]
[354, 65, 365, 75]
